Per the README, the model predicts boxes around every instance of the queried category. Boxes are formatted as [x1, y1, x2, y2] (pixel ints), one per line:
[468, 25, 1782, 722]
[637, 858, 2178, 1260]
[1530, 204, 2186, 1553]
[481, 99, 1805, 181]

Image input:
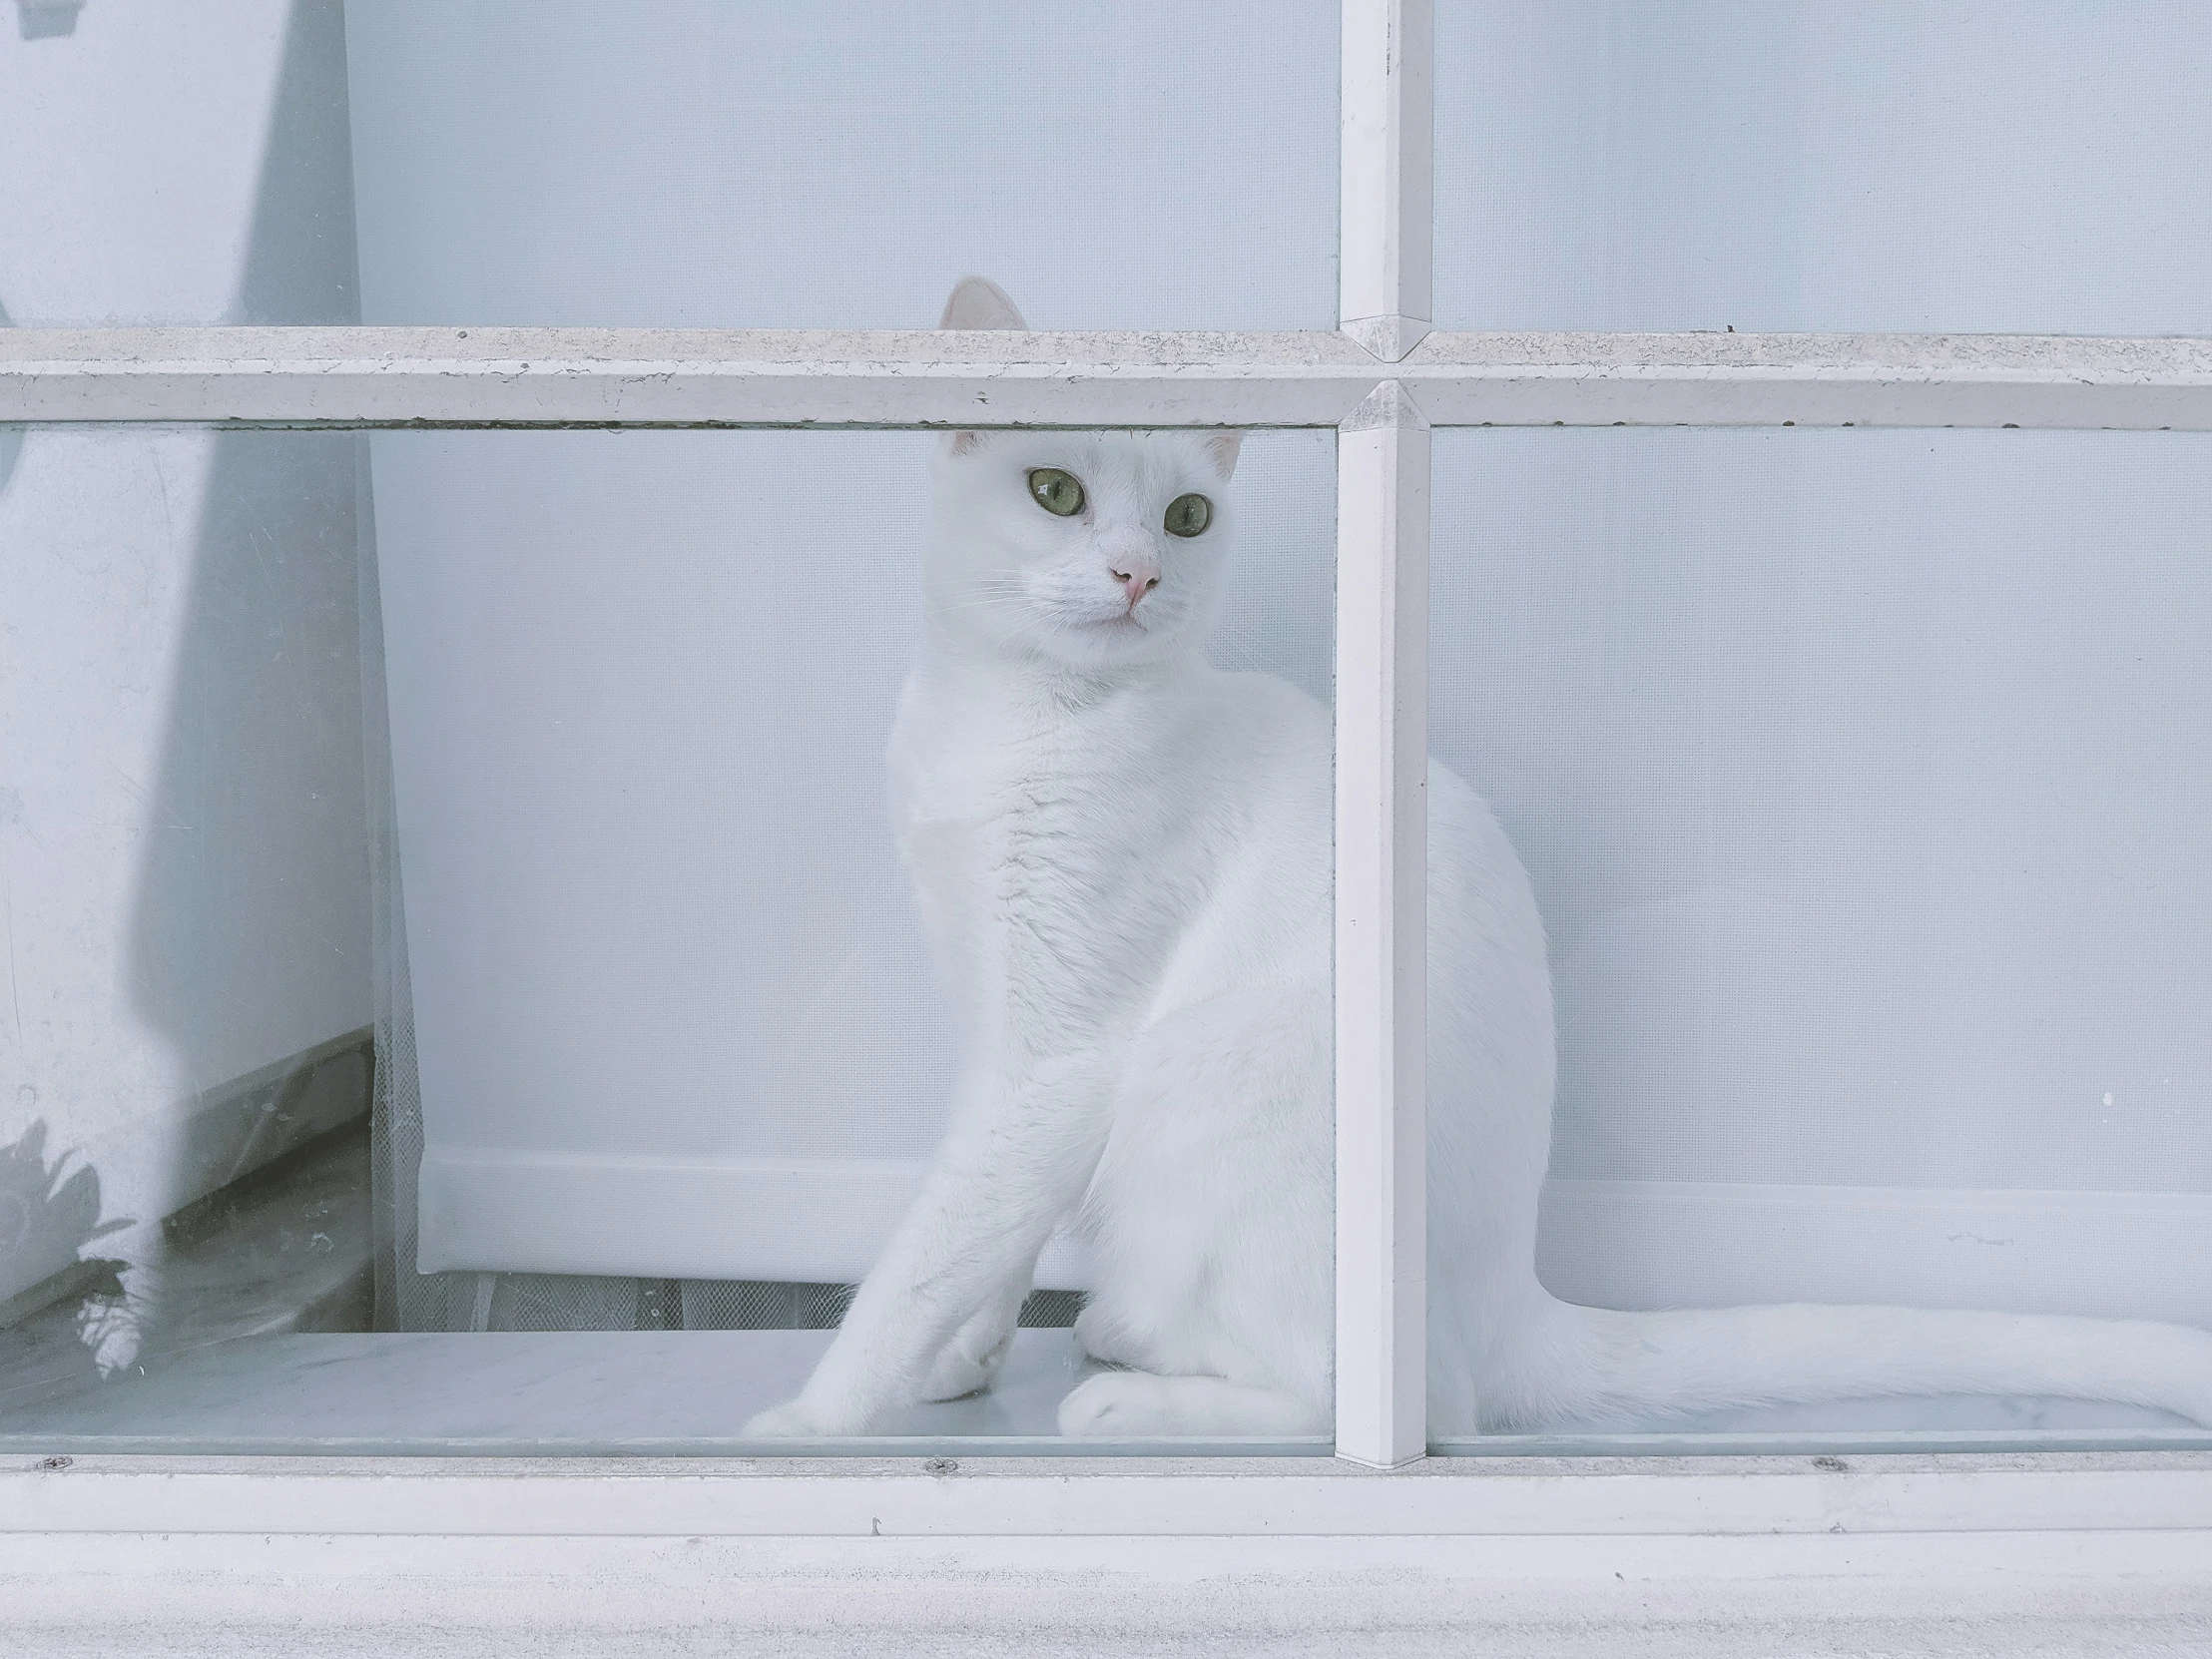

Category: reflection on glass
[0, 422, 373, 1426]
[1427, 429, 2212, 1449]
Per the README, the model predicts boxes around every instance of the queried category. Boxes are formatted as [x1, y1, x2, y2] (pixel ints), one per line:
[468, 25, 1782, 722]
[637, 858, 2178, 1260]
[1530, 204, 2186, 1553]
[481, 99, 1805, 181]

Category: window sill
[4, 1451, 2208, 1654]
[6, 1446, 2208, 1534]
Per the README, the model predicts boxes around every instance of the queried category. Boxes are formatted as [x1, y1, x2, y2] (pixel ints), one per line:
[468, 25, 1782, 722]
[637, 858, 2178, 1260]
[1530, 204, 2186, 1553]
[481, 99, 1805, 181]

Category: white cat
[746, 277, 2212, 1441]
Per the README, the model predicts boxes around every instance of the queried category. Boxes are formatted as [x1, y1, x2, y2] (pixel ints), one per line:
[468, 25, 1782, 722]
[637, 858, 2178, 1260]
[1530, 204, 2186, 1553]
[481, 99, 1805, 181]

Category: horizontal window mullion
[0, 325, 1376, 429]
[5, 326, 2212, 429]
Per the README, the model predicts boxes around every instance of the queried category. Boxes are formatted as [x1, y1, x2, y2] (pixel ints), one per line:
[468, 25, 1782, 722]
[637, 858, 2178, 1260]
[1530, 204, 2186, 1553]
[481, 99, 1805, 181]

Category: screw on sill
[38, 1455, 73, 1471]
[922, 1456, 959, 1475]
[1810, 1455, 1849, 1473]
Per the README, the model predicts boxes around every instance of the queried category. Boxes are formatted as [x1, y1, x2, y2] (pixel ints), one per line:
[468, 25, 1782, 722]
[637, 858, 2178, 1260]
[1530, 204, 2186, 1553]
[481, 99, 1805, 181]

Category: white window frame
[5, 0, 2211, 1638]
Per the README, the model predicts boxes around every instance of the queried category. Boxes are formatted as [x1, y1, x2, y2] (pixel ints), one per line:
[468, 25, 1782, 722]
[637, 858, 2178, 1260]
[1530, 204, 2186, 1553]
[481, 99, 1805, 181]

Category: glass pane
[1436, 2, 2212, 334]
[1427, 428, 2212, 1452]
[344, 0, 1337, 330]
[4, 1, 1334, 333]
[0, 419, 1334, 1453]
[0, 0, 359, 327]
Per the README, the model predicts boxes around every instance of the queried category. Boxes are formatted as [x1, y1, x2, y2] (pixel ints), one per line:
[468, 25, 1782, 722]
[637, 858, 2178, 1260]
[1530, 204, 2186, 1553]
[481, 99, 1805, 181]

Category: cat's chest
[895, 723, 1164, 884]
[889, 687, 1211, 963]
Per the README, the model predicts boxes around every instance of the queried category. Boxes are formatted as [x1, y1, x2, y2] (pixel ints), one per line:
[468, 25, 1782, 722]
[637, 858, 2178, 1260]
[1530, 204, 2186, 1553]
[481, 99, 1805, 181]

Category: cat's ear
[939, 276, 1029, 331]
[1205, 431, 1244, 480]
[940, 278, 1028, 455]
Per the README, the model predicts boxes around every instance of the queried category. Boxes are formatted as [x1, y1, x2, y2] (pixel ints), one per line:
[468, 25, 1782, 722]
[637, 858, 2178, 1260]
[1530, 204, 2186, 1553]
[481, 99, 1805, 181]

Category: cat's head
[924, 276, 1242, 675]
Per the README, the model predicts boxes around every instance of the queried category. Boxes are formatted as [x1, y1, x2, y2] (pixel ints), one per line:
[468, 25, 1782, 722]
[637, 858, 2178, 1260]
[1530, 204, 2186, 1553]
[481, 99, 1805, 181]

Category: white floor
[6, 1311, 2200, 1454]
[3, 1326, 1131, 1449]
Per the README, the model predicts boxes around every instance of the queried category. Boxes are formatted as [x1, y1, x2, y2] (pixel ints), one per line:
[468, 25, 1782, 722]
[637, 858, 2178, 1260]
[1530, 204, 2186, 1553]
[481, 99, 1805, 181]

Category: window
[4, 0, 2210, 1599]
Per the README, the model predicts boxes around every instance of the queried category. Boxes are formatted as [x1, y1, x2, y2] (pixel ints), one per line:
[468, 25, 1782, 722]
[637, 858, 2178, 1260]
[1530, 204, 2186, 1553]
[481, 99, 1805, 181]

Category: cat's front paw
[743, 1398, 834, 1438]
[920, 1328, 1014, 1402]
[1057, 1371, 1174, 1438]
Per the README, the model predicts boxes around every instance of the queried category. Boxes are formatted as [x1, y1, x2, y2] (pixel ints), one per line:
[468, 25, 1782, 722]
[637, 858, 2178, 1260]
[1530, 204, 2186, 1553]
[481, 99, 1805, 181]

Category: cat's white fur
[746, 277, 2212, 1440]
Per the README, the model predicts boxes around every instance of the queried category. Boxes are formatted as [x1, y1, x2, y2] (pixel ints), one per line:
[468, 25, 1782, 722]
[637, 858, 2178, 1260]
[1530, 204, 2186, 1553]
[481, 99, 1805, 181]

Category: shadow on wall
[17, 0, 85, 45]
[93, 0, 375, 1366]
[128, 0, 370, 1094]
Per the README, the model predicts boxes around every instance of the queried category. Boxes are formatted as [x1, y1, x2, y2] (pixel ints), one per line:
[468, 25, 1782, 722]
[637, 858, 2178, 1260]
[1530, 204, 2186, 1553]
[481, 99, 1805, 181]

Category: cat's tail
[1488, 1293, 2212, 1431]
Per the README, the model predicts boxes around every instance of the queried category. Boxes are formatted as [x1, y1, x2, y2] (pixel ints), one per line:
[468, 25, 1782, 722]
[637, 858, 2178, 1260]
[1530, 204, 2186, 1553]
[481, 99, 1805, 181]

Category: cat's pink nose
[1110, 554, 1161, 609]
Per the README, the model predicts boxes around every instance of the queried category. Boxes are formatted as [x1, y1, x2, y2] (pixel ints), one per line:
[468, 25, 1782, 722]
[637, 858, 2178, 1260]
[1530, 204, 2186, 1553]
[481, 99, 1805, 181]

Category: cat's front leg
[744, 1060, 1108, 1437]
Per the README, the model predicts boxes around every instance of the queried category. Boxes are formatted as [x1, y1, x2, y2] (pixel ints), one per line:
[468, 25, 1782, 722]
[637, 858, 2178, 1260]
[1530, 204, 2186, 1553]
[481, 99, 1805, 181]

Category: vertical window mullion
[1340, 0, 1433, 364]
[1335, 0, 1434, 1469]
[1334, 381, 1431, 1468]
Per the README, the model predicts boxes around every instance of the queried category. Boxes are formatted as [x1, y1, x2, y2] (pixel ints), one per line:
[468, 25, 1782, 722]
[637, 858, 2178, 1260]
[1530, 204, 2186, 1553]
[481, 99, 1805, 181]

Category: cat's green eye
[1164, 493, 1213, 538]
[1027, 467, 1086, 517]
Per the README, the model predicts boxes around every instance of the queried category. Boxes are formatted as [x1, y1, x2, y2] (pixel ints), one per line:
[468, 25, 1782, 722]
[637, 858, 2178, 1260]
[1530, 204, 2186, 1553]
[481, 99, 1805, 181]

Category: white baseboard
[1537, 1178, 2212, 1325]
[419, 1148, 2209, 1323]
[415, 1148, 1091, 1290]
